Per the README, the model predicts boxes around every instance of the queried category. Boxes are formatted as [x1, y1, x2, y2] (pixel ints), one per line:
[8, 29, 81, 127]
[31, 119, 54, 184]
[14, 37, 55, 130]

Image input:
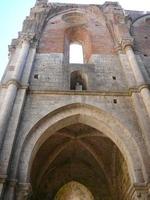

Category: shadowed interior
[30, 123, 131, 200]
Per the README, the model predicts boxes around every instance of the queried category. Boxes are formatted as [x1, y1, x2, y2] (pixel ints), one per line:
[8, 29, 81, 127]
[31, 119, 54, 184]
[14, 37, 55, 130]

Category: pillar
[0, 34, 34, 198]
[122, 40, 150, 118]
[0, 83, 18, 148]
[1, 45, 37, 200]
[0, 35, 31, 148]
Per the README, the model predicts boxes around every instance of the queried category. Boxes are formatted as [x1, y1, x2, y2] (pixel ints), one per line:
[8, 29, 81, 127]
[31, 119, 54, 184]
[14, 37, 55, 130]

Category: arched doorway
[54, 181, 94, 200]
[29, 123, 131, 199]
[17, 104, 146, 200]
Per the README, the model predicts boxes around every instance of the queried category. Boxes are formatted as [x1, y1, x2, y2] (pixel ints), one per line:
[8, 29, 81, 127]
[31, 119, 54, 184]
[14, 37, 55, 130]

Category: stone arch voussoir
[17, 103, 145, 185]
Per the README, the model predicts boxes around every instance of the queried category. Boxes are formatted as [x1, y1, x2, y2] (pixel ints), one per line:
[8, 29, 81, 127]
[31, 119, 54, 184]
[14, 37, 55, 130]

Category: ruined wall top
[8, 1, 150, 54]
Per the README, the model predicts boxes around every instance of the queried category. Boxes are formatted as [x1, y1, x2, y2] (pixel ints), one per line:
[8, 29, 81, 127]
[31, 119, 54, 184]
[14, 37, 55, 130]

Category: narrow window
[69, 43, 84, 64]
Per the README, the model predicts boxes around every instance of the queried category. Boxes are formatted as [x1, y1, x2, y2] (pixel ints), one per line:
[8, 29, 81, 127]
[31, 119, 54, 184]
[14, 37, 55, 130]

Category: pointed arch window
[69, 43, 84, 64]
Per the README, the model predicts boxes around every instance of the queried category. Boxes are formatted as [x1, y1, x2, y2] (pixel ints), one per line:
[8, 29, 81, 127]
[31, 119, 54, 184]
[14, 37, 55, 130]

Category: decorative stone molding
[0, 175, 7, 184]
[7, 179, 17, 188]
[127, 183, 150, 200]
[121, 37, 134, 50]
[16, 183, 31, 200]
[114, 44, 123, 53]
[18, 33, 35, 47]
[1, 82, 29, 90]
[6, 79, 22, 88]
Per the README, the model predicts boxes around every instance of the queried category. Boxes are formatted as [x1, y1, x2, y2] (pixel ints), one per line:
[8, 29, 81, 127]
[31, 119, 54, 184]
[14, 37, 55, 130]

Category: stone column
[12, 37, 30, 81]
[0, 83, 18, 148]
[0, 34, 33, 198]
[0, 35, 31, 147]
[122, 40, 150, 118]
[16, 183, 31, 200]
[117, 45, 150, 159]
[1, 46, 37, 199]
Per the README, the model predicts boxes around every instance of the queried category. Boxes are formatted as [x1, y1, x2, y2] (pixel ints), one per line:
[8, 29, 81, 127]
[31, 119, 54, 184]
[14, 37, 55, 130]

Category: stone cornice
[25, 84, 150, 96]
[1, 80, 29, 90]
[7, 79, 22, 88]
[1, 83, 149, 96]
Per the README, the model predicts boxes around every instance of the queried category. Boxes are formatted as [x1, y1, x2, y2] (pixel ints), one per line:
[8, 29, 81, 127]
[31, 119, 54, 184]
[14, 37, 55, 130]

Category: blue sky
[0, 0, 150, 80]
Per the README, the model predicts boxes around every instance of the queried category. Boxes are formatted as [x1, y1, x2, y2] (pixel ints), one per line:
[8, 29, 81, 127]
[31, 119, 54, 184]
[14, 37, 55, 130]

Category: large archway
[29, 123, 131, 199]
[17, 104, 147, 199]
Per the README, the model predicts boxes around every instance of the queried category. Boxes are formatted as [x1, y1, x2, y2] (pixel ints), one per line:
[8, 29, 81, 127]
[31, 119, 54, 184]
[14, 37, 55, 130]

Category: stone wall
[0, 2, 150, 200]
[30, 53, 129, 91]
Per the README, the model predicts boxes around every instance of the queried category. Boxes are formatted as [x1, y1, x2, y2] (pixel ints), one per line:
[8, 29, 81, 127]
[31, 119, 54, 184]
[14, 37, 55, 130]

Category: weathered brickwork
[0, 1, 150, 200]
[38, 5, 115, 55]
[30, 53, 128, 91]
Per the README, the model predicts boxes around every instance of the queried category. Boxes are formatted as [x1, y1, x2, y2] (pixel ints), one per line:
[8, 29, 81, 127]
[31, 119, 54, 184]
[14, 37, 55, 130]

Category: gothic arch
[17, 103, 146, 186]
[54, 181, 94, 200]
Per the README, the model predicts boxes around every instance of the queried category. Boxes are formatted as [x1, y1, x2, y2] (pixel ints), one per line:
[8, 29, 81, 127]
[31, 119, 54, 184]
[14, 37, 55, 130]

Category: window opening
[69, 43, 84, 64]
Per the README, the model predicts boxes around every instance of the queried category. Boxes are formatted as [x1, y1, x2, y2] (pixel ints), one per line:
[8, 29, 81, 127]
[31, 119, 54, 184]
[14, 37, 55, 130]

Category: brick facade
[0, 1, 150, 199]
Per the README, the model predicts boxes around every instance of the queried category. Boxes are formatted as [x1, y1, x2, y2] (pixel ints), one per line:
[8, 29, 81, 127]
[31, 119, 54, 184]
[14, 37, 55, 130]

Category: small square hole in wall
[112, 76, 116, 80]
[144, 36, 148, 39]
[34, 74, 39, 79]
[50, 21, 56, 24]
[113, 99, 117, 104]
[144, 54, 148, 57]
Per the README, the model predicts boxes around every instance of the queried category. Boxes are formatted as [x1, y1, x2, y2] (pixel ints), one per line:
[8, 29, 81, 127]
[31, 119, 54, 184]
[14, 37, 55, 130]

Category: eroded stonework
[0, 0, 150, 199]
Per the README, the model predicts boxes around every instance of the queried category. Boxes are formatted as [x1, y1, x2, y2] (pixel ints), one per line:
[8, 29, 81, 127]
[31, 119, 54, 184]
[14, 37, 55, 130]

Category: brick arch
[17, 103, 146, 185]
